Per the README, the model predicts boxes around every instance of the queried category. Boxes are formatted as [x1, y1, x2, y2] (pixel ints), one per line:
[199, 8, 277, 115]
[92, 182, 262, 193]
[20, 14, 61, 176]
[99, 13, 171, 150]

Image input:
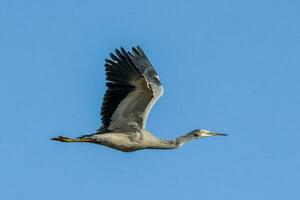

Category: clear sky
[1, 0, 299, 199]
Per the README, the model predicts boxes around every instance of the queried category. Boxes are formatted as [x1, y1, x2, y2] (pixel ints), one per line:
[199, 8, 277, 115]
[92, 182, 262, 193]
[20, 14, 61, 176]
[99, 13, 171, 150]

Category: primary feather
[99, 46, 163, 133]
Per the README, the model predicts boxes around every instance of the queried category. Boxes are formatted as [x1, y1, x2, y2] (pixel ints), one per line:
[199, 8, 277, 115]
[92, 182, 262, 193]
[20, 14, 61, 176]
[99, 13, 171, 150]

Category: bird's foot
[51, 136, 96, 143]
[51, 136, 76, 142]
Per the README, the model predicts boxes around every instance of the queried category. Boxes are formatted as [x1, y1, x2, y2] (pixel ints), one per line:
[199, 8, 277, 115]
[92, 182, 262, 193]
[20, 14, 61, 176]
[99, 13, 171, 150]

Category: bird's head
[191, 129, 227, 138]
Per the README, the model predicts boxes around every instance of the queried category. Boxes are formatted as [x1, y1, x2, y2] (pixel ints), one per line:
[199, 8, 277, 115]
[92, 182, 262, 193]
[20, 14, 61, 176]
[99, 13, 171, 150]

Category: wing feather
[99, 46, 163, 132]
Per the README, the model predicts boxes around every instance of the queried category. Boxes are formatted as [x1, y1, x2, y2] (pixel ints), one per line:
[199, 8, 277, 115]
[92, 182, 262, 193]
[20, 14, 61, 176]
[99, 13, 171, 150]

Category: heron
[51, 46, 227, 152]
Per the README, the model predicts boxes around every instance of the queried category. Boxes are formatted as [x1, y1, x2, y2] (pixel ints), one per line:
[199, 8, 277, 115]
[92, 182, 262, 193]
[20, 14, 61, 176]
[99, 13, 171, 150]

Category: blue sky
[1, 0, 299, 199]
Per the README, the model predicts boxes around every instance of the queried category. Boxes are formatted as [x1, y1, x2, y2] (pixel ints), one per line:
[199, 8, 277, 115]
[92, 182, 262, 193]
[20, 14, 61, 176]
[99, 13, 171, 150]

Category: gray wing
[99, 46, 163, 133]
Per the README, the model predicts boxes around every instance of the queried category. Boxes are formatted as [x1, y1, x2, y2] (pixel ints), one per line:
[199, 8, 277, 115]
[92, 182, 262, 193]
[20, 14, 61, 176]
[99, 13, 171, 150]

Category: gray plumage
[51, 46, 226, 152]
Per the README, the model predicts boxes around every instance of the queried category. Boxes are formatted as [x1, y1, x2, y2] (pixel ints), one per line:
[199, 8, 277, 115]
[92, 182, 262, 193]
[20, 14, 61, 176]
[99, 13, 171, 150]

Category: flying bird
[51, 46, 226, 152]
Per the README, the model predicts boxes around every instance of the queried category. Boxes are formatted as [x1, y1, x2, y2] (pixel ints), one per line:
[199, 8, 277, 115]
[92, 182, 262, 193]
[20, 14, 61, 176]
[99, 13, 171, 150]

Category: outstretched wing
[99, 46, 163, 133]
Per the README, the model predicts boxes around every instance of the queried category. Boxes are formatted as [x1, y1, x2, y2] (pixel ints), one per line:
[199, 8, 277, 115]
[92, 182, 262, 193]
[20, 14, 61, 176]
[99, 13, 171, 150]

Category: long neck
[174, 132, 196, 147]
[150, 132, 196, 150]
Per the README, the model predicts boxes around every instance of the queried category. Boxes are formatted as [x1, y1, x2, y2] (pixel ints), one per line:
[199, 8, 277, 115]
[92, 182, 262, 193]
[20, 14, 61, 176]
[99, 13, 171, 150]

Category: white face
[193, 129, 227, 138]
[199, 129, 213, 137]
[192, 129, 212, 138]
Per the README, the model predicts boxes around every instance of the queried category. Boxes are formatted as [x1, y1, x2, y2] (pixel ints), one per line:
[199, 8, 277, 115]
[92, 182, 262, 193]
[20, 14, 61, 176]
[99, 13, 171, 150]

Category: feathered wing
[99, 46, 163, 133]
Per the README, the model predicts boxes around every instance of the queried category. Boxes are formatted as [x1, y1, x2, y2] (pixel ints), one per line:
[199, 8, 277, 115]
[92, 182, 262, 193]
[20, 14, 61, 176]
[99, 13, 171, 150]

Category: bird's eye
[193, 133, 198, 137]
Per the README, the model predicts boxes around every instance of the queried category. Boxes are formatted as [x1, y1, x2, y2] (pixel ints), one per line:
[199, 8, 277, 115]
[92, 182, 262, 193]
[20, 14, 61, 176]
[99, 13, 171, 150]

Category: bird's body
[55, 129, 220, 152]
[87, 130, 176, 152]
[52, 46, 226, 152]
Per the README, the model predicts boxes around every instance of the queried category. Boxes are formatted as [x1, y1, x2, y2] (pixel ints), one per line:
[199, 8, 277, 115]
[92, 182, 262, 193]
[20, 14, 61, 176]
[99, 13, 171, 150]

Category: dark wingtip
[115, 48, 123, 58]
[127, 51, 134, 57]
[136, 45, 142, 51]
[132, 47, 140, 56]
[120, 47, 126, 54]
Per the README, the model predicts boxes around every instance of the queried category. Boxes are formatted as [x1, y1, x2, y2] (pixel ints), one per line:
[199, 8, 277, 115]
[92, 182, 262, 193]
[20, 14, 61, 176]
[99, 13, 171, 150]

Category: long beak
[211, 132, 228, 136]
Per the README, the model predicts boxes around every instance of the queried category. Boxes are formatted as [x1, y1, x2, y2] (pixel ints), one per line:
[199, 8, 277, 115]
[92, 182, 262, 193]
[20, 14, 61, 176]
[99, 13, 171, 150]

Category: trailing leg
[51, 136, 95, 142]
